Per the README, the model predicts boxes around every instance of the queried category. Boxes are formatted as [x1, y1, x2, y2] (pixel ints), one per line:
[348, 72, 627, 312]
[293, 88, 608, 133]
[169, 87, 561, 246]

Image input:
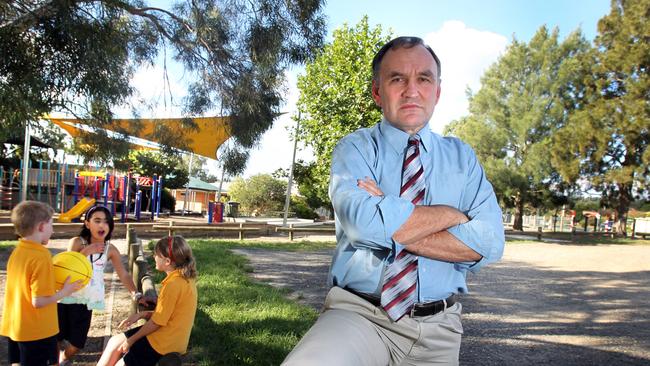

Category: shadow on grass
[185, 240, 318, 366]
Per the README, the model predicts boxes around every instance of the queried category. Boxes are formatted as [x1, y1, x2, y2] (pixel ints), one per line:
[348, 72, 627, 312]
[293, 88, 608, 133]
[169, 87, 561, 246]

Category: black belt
[343, 287, 456, 317]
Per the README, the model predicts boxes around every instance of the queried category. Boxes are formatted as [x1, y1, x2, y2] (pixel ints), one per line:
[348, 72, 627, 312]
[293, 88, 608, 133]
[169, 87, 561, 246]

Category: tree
[127, 150, 188, 189]
[296, 17, 391, 204]
[550, 0, 649, 235]
[1, 0, 326, 172]
[445, 26, 591, 230]
[228, 174, 286, 214]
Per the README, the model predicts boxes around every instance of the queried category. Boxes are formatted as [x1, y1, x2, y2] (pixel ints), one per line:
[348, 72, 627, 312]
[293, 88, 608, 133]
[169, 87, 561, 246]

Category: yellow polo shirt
[148, 269, 198, 354]
[0, 239, 58, 341]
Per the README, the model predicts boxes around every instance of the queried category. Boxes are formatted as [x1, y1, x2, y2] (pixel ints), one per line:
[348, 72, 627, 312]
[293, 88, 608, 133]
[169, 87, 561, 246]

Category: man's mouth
[400, 103, 421, 110]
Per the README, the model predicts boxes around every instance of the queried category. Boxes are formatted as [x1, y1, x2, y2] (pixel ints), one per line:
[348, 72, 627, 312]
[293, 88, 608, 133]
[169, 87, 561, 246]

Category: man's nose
[403, 80, 418, 98]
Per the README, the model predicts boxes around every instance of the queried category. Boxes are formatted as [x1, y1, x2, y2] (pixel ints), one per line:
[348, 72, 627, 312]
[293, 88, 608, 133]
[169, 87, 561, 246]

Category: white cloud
[242, 69, 314, 177]
[424, 20, 508, 133]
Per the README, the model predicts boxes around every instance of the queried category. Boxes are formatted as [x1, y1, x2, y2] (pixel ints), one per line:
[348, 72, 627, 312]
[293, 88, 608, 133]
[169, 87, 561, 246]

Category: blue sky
[105, 0, 611, 177]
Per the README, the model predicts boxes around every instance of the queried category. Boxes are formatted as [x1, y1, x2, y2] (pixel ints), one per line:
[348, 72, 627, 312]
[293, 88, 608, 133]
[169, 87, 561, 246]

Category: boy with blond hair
[1, 201, 81, 365]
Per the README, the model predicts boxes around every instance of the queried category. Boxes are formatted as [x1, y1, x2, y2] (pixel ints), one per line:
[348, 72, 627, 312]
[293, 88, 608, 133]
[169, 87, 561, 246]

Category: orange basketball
[52, 251, 92, 290]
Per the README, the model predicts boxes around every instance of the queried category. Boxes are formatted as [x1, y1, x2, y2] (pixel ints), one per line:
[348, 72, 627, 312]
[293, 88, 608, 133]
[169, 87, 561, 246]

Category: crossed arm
[357, 177, 482, 262]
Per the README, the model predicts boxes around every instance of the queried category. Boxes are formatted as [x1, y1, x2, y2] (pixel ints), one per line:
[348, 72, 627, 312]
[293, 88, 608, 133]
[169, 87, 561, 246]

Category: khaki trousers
[282, 286, 463, 366]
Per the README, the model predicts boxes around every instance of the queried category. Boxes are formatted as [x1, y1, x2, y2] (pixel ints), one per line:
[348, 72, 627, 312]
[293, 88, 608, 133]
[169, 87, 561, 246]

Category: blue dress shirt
[328, 119, 505, 302]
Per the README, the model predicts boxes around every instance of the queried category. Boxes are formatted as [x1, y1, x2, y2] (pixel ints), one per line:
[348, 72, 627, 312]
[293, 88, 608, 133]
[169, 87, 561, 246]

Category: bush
[291, 196, 318, 219]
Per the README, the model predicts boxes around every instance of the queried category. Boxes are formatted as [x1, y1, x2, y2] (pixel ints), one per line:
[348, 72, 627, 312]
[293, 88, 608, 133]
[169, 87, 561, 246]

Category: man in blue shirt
[283, 36, 504, 366]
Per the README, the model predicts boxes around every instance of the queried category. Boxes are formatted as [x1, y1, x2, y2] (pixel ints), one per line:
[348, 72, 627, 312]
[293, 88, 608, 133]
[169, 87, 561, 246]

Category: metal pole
[182, 153, 194, 215]
[21, 123, 31, 202]
[282, 113, 300, 226]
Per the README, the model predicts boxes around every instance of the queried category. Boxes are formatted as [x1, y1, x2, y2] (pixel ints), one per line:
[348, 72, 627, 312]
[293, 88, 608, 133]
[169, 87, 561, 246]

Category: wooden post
[537, 227, 542, 241]
[168, 220, 174, 237]
[239, 222, 244, 240]
[571, 226, 576, 242]
[158, 353, 182, 366]
[128, 237, 139, 274]
[126, 224, 132, 258]
[289, 224, 294, 241]
[140, 275, 157, 311]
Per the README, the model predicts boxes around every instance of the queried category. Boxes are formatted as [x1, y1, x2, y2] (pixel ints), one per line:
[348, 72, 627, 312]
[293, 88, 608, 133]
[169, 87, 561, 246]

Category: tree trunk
[513, 193, 524, 231]
[615, 182, 632, 236]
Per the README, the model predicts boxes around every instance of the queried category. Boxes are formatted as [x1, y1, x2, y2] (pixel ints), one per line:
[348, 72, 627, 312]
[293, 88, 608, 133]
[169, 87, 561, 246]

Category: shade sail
[47, 116, 231, 160]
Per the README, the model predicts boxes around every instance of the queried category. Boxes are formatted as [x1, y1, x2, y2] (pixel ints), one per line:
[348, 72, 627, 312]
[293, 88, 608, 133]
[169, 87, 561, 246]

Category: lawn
[505, 231, 650, 245]
[146, 239, 332, 366]
[0, 241, 15, 252]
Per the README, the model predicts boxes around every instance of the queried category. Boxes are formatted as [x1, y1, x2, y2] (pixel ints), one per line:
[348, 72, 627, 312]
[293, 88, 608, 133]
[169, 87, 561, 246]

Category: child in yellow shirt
[98, 235, 198, 366]
[0, 201, 82, 365]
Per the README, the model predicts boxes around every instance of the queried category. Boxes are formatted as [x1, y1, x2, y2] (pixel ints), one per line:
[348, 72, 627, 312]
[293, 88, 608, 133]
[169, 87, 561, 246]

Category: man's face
[372, 45, 441, 135]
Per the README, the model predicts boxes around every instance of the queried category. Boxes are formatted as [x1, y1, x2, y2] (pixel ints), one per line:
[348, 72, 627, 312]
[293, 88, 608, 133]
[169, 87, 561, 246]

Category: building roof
[187, 177, 220, 191]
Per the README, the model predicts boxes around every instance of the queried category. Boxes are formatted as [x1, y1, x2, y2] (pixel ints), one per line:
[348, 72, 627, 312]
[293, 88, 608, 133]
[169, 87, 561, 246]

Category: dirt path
[234, 242, 650, 365]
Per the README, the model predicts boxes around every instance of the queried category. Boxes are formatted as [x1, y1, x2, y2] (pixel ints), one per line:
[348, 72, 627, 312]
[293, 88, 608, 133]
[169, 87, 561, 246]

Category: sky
[119, 0, 612, 179]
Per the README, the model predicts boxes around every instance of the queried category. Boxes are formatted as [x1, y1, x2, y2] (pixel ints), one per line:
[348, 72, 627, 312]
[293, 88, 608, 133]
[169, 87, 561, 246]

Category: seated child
[97, 235, 198, 366]
[0, 201, 82, 365]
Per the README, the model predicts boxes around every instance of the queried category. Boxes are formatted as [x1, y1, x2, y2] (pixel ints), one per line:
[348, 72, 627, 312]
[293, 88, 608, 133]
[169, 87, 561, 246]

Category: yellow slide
[58, 198, 96, 223]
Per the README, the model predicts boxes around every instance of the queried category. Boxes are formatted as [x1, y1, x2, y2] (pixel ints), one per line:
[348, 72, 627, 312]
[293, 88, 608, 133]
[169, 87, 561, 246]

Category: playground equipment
[58, 197, 96, 223]
[1, 161, 163, 223]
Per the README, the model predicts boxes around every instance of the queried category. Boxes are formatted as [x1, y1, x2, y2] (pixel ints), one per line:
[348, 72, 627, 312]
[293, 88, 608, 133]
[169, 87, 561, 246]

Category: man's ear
[371, 80, 382, 107]
[433, 83, 442, 106]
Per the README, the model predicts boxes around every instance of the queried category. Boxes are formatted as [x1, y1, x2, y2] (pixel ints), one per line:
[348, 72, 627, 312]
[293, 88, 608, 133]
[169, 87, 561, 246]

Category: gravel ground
[233, 242, 650, 365]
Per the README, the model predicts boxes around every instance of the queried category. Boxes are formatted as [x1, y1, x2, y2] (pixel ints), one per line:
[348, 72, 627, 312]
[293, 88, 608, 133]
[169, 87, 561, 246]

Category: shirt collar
[379, 118, 433, 154]
[162, 269, 183, 285]
[18, 238, 49, 252]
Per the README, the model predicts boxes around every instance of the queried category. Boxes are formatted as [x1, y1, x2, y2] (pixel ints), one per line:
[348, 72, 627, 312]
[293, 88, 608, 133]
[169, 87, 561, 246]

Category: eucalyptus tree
[1, 0, 326, 172]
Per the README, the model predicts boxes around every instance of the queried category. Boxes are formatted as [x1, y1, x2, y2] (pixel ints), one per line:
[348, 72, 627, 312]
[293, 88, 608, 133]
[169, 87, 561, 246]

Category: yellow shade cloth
[47, 116, 231, 160]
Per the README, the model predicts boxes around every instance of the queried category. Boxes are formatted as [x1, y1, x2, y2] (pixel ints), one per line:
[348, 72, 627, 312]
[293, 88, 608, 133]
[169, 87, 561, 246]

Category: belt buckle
[442, 298, 448, 312]
[410, 304, 416, 318]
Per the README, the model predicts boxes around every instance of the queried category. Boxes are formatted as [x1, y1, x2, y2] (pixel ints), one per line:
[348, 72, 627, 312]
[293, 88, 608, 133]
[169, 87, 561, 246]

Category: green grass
[0, 240, 16, 252]
[146, 239, 321, 365]
[506, 232, 650, 245]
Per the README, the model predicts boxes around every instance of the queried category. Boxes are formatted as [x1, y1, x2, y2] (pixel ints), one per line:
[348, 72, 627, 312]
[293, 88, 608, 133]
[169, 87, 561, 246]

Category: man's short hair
[372, 36, 441, 82]
[11, 201, 54, 237]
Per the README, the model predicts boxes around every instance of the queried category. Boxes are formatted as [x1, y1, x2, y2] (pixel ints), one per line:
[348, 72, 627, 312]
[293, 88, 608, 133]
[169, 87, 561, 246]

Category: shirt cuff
[447, 220, 502, 271]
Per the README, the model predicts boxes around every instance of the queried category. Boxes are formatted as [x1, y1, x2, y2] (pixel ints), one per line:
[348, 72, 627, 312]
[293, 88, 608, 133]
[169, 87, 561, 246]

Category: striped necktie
[381, 136, 425, 321]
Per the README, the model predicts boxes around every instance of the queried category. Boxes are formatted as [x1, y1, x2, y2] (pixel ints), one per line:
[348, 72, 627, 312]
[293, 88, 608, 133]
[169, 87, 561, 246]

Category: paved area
[234, 242, 650, 365]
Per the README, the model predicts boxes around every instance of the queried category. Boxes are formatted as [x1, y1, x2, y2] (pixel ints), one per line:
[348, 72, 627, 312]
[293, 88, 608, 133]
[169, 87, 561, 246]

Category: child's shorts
[123, 326, 163, 366]
[57, 303, 93, 349]
[7, 335, 58, 365]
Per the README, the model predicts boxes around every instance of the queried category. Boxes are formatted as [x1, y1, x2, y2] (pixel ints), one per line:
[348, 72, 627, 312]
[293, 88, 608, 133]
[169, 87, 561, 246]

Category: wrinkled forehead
[379, 45, 439, 78]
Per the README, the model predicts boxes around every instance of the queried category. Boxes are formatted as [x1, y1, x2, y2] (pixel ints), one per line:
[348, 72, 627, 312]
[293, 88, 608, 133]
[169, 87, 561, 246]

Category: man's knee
[283, 309, 389, 366]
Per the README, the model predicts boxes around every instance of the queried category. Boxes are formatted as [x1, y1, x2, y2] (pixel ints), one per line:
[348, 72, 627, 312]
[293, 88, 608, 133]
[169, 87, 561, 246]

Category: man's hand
[357, 177, 384, 196]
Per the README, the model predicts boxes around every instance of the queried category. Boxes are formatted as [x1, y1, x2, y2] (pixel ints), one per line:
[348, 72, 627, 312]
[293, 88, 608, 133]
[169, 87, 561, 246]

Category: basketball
[52, 251, 93, 290]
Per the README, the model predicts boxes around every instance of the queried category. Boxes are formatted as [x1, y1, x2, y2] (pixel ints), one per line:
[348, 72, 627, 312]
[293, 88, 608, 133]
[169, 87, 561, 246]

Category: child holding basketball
[57, 205, 141, 365]
[1, 201, 82, 366]
[97, 235, 198, 366]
